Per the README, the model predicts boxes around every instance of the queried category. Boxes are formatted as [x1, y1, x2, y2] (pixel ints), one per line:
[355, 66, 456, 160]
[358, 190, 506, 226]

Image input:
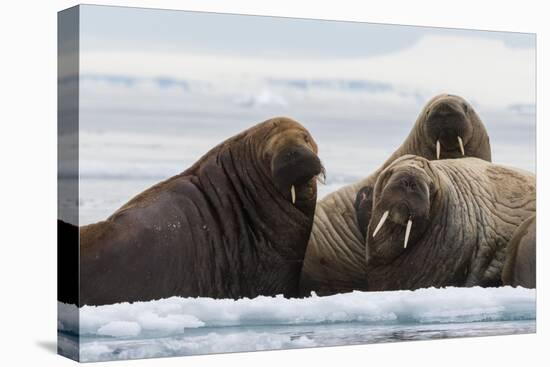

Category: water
[58, 320, 534, 362]
[57, 287, 536, 362]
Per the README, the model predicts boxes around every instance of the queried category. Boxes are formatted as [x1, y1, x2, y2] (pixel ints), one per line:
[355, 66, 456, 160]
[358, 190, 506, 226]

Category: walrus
[356, 155, 535, 291]
[300, 94, 492, 295]
[79, 117, 324, 306]
[502, 214, 536, 288]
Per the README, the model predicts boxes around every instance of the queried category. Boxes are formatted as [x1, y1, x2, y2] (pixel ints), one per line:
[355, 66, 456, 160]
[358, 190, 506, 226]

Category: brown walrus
[300, 94, 492, 295]
[502, 214, 536, 288]
[78, 117, 324, 306]
[356, 155, 535, 291]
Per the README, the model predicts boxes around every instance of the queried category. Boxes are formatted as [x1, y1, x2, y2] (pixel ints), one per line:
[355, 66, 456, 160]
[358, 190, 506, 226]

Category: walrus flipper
[502, 215, 536, 288]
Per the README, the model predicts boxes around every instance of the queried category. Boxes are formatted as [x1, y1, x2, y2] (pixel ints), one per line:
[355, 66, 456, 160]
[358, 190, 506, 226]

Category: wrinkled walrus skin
[300, 94, 492, 295]
[359, 156, 535, 291]
[79, 117, 324, 306]
[502, 214, 536, 288]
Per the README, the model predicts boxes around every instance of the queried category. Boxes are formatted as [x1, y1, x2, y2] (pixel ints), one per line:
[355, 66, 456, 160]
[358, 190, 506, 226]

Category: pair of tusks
[291, 185, 296, 204]
[436, 137, 465, 159]
[372, 210, 413, 249]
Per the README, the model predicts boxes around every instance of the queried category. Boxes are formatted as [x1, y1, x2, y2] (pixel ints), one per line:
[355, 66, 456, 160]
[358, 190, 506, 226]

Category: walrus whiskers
[458, 136, 465, 156]
[404, 218, 412, 248]
[315, 164, 327, 185]
[436, 140, 441, 160]
[291, 185, 296, 204]
[372, 210, 389, 237]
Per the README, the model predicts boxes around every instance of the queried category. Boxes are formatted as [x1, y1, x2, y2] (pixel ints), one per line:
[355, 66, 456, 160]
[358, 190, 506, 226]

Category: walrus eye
[303, 134, 310, 143]
[462, 102, 469, 112]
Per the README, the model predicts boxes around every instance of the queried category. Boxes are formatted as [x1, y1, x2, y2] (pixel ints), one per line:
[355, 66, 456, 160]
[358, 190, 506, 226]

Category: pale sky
[79, 5, 535, 56]
[73, 5, 536, 224]
[78, 5, 536, 108]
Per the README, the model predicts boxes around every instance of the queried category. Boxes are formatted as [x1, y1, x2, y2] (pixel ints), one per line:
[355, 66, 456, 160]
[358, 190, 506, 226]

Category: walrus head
[259, 118, 325, 213]
[421, 94, 479, 160]
[362, 155, 439, 265]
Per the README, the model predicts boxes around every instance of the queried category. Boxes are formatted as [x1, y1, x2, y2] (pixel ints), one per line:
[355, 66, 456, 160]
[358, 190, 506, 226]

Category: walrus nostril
[281, 147, 306, 163]
[271, 145, 322, 198]
[432, 101, 462, 117]
[401, 178, 417, 192]
[286, 150, 298, 159]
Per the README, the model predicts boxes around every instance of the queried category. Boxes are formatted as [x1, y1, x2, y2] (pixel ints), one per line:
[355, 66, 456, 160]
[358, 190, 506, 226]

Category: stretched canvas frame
[58, 4, 536, 362]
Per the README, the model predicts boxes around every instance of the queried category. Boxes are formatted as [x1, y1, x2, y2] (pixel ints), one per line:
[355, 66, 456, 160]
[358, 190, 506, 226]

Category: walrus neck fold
[208, 136, 314, 262]
[365, 162, 479, 291]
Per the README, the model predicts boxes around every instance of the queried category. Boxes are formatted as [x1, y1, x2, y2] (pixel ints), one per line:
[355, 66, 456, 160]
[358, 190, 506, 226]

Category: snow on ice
[59, 286, 535, 339]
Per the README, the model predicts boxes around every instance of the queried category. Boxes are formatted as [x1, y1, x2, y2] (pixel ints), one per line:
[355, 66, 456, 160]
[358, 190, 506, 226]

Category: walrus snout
[367, 201, 429, 266]
[271, 145, 324, 204]
[425, 98, 472, 159]
[379, 172, 431, 222]
[366, 166, 432, 264]
[389, 202, 412, 225]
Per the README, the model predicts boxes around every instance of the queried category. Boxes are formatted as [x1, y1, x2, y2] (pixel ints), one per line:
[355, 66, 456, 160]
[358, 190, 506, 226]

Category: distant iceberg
[234, 88, 288, 108]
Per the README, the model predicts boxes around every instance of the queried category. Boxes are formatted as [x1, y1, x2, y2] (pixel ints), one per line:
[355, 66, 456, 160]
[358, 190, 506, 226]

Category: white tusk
[372, 210, 389, 238]
[457, 136, 465, 156]
[436, 140, 441, 160]
[404, 218, 412, 249]
[291, 185, 296, 204]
